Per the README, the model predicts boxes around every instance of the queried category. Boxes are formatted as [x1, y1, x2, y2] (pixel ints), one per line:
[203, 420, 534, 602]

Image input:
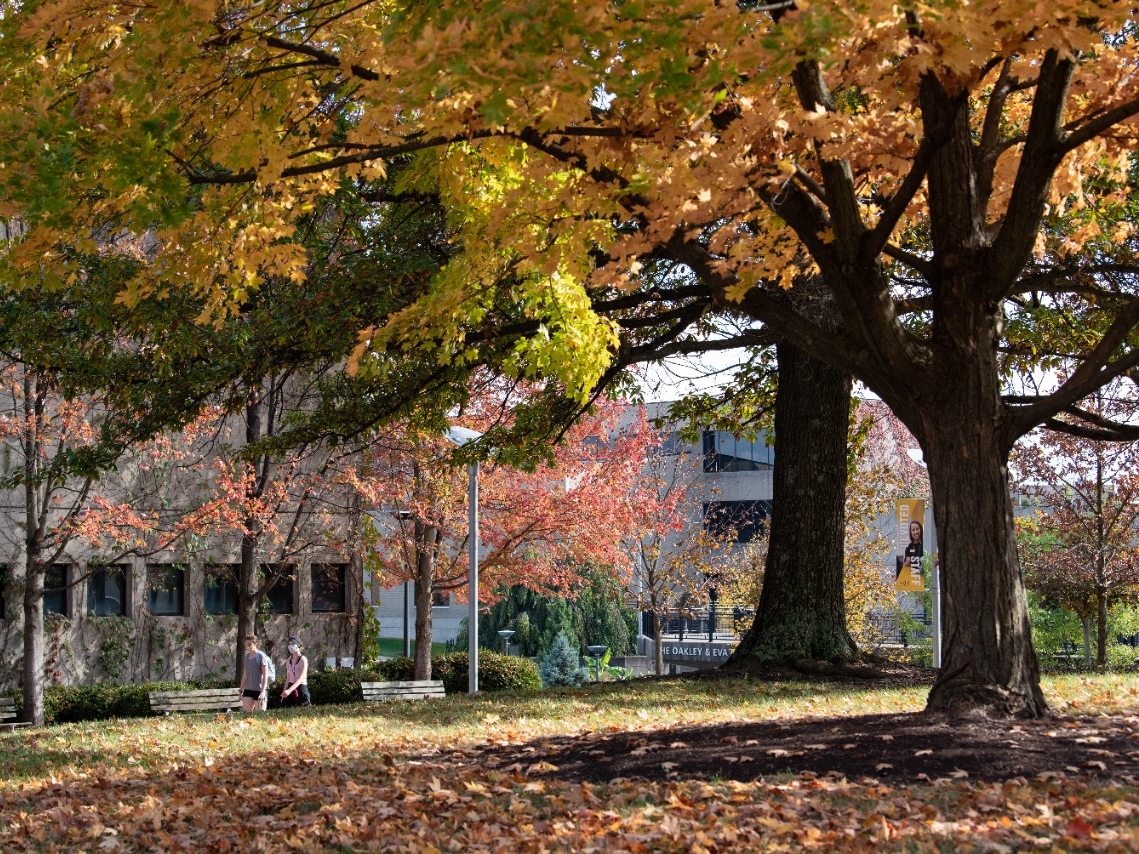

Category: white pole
[468, 461, 479, 694]
[929, 502, 942, 669]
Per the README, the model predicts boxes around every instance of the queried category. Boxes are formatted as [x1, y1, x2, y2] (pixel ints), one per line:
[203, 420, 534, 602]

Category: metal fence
[865, 612, 931, 647]
[648, 606, 755, 642]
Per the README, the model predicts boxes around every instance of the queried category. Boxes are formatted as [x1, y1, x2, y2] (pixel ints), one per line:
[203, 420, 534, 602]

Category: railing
[648, 606, 754, 642]
[648, 609, 938, 647]
[865, 612, 931, 647]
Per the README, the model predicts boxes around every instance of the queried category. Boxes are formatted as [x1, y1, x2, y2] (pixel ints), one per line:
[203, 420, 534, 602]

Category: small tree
[538, 632, 586, 687]
[626, 430, 728, 675]
[1013, 389, 1139, 667]
[362, 394, 650, 680]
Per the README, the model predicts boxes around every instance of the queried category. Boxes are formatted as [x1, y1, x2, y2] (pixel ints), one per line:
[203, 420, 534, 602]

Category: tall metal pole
[468, 461, 479, 694]
[402, 580, 411, 658]
[929, 503, 942, 669]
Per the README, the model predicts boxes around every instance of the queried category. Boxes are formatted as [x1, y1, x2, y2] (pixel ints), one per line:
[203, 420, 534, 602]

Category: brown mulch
[461, 665, 1139, 785]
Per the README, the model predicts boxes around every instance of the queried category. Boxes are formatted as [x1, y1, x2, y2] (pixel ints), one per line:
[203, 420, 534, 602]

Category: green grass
[374, 637, 450, 657]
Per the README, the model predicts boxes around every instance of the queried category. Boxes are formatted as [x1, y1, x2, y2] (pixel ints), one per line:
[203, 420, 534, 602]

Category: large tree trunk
[920, 328, 1047, 717]
[1096, 585, 1108, 668]
[235, 392, 266, 678]
[21, 561, 44, 726]
[412, 524, 438, 680]
[236, 525, 260, 677]
[725, 340, 856, 668]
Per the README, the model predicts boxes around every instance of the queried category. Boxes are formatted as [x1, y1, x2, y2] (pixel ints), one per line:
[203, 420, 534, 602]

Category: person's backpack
[260, 650, 276, 682]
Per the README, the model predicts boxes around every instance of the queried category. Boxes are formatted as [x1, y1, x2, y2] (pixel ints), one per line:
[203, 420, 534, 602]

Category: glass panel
[146, 565, 185, 616]
[659, 431, 683, 456]
[703, 501, 773, 544]
[264, 566, 294, 614]
[43, 564, 68, 615]
[702, 430, 717, 472]
[204, 565, 239, 615]
[87, 566, 127, 617]
[715, 433, 773, 471]
[311, 563, 346, 613]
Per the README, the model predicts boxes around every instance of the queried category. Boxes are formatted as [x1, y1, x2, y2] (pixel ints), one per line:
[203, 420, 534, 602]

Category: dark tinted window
[87, 565, 128, 617]
[702, 430, 775, 472]
[204, 565, 239, 615]
[44, 564, 68, 615]
[264, 565, 294, 614]
[146, 565, 185, 616]
[311, 563, 346, 613]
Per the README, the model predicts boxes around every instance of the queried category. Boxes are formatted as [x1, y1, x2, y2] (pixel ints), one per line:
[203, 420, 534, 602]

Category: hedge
[375, 650, 542, 693]
[3, 651, 540, 723]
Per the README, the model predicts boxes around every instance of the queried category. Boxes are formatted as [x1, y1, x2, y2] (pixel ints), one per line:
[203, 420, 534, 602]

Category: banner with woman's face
[894, 498, 926, 592]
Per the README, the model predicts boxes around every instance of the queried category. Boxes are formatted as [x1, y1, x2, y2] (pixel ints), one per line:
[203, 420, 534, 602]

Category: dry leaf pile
[0, 674, 1137, 851]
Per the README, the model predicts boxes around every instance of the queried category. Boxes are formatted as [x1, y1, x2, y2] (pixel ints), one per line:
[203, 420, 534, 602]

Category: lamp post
[586, 644, 608, 683]
[392, 509, 413, 658]
[446, 426, 483, 694]
[497, 629, 515, 655]
[906, 448, 941, 669]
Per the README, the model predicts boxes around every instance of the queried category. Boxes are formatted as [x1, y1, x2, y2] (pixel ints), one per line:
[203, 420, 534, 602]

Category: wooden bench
[149, 687, 243, 715]
[0, 697, 31, 730]
[361, 680, 445, 702]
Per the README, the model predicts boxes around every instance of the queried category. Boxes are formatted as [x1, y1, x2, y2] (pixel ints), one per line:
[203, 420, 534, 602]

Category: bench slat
[366, 687, 451, 696]
[0, 697, 18, 723]
[149, 688, 242, 715]
[360, 680, 445, 702]
[149, 690, 242, 700]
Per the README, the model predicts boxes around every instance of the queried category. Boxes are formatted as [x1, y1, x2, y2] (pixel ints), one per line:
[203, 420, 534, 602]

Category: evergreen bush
[538, 632, 587, 687]
[375, 651, 541, 693]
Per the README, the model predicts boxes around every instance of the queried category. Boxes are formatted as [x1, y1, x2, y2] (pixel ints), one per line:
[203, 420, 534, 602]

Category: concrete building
[0, 386, 364, 690]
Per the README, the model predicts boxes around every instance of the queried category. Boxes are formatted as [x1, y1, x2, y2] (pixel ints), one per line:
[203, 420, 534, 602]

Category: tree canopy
[7, 1, 1139, 715]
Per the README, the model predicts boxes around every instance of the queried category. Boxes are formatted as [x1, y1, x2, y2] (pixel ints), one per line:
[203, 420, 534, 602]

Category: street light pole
[447, 426, 484, 695]
[467, 459, 479, 693]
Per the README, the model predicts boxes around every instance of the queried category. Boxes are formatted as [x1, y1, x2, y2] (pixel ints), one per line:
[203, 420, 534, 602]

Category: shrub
[306, 668, 376, 706]
[539, 632, 587, 687]
[11, 651, 541, 725]
[376, 651, 541, 693]
[43, 680, 188, 724]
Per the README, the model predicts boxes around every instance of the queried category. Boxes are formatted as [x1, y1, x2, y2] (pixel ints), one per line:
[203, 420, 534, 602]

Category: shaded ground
[463, 665, 1139, 785]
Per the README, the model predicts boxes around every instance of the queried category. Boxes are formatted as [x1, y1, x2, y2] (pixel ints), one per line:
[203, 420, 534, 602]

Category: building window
[44, 564, 69, 615]
[702, 430, 775, 473]
[703, 500, 773, 544]
[87, 564, 128, 617]
[0, 564, 8, 620]
[263, 564, 294, 615]
[311, 563, 347, 613]
[146, 564, 185, 616]
[204, 564, 239, 615]
[659, 431, 684, 456]
[432, 588, 451, 607]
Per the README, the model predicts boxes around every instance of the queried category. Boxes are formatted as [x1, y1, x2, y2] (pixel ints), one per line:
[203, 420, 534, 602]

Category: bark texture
[726, 341, 856, 667]
[412, 523, 439, 681]
[918, 283, 1047, 718]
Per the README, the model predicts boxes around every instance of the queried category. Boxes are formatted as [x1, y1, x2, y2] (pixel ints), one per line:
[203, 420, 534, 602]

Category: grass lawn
[374, 637, 450, 658]
[1, 673, 1137, 851]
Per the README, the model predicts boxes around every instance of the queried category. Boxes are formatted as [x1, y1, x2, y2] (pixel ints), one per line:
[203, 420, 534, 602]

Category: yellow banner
[895, 499, 926, 592]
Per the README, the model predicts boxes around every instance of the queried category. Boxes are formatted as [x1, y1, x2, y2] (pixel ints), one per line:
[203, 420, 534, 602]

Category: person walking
[280, 636, 311, 708]
[240, 635, 270, 712]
